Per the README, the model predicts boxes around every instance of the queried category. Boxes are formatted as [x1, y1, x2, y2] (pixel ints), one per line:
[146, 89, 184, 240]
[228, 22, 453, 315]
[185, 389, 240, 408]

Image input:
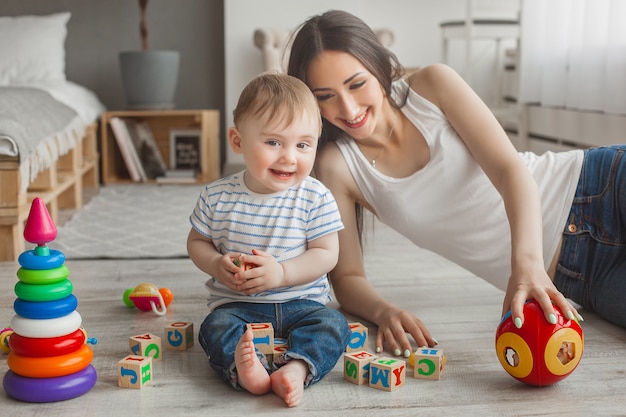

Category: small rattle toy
[123, 283, 173, 316]
[495, 300, 584, 386]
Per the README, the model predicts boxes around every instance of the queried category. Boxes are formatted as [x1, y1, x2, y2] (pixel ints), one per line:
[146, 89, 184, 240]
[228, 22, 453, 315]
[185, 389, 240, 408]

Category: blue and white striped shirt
[190, 171, 344, 311]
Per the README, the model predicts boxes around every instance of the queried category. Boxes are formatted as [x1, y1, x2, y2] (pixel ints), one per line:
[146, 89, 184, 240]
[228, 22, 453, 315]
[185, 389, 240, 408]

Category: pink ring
[9, 328, 86, 357]
[7, 344, 93, 378]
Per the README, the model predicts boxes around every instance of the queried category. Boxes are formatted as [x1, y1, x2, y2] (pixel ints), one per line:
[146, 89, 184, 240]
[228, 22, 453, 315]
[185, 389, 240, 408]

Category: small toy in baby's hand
[495, 300, 584, 386]
[123, 283, 173, 316]
[233, 257, 257, 271]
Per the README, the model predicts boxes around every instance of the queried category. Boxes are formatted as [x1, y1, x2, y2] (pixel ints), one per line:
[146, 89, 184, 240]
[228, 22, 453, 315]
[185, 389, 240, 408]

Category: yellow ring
[544, 328, 584, 376]
[0, 329, 13, 353]
[495, 331, 533, 379]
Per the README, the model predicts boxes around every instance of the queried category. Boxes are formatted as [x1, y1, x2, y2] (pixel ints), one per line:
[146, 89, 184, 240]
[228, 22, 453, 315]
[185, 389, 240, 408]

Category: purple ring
[3, 364, 97, 403]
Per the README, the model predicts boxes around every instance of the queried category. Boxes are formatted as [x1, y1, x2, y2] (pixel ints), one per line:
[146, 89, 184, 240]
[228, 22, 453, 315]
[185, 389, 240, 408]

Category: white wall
[224, 0, 471, 171]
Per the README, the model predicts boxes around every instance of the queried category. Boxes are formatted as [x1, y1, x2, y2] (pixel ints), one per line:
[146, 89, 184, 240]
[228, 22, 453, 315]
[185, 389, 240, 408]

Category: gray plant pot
[119, 50, 180, 109]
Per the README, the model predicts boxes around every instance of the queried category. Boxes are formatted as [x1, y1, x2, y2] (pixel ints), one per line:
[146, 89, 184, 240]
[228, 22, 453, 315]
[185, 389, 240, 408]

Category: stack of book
[109, 117, 197, 183]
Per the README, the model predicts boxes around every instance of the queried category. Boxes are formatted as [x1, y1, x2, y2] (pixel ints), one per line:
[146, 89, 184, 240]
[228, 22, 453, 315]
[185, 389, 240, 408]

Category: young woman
[287, 9, 626, 358]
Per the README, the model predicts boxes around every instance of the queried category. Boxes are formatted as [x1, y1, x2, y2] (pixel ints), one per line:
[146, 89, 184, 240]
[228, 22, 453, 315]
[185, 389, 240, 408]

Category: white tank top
[334, 79, 584, 290]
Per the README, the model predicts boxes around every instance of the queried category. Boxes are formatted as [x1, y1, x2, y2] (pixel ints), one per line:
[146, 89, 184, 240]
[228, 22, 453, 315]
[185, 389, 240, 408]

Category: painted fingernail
[577, 313, 585, 322]
[549, 313, 557, 324]
[567, 310, 575, 320]
[432, 338, 439, 346]
[375, 346, 382, 353]
[403, 349, 411, 358]
[514, 317, 523, 329]
[393, 348, 401, 357]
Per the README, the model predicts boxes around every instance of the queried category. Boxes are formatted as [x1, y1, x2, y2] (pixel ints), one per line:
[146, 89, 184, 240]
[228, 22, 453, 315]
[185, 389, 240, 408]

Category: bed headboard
[253, 27, 395, 73]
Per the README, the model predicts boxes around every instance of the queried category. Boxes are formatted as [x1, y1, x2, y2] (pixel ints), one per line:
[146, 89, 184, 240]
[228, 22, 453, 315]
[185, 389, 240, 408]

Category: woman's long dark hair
[287, 10, 407, 244]
[287, 9, 406, 148]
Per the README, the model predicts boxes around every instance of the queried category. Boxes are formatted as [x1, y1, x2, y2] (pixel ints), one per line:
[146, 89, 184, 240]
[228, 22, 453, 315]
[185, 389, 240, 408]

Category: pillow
[0, 12, 70, 85]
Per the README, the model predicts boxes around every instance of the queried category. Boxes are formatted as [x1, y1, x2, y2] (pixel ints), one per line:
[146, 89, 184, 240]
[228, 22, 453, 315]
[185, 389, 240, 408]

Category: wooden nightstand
[100, 109, 220, 184]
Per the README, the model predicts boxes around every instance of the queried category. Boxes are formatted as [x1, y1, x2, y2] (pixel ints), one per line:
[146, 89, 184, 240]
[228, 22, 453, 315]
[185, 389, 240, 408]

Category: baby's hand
[212, 253, 245, 292]
[235, 249, 283, 294]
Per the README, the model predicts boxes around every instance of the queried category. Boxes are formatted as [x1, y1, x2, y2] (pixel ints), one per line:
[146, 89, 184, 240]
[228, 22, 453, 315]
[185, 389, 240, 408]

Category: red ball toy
[495, 300, 584, 386]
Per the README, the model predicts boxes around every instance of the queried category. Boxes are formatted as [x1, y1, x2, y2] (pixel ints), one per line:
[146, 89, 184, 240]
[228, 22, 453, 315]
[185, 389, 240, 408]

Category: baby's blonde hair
[233, 73, 322, 136]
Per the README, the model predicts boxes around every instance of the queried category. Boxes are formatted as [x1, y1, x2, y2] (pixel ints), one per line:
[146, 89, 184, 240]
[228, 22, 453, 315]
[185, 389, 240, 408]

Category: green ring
[123, 288, 135, 308]
[14, 279, 73, 302]
[17, 265, 69, 285]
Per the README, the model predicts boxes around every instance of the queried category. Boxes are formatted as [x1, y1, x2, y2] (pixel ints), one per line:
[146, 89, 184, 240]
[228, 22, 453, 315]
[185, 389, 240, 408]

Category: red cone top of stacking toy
[24, 197, 57, 245]
[23, 197, 57, 245]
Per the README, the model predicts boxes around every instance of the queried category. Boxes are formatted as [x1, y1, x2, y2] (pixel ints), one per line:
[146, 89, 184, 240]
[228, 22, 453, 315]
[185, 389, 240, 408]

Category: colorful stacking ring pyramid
[2, 198, 97, 403]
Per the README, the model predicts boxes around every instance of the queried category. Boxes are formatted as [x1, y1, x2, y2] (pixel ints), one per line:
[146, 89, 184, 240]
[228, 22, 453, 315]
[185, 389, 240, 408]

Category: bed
[0, 12, 106, 261]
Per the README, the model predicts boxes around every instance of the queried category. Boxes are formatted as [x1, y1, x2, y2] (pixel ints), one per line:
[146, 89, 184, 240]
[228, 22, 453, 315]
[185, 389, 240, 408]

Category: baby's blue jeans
[554, 145, 626, 328]
[198, 300, 350, 390]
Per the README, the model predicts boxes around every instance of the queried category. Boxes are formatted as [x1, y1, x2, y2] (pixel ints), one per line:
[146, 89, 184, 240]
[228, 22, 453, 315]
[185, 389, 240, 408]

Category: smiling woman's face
[306, 50, 386, 141]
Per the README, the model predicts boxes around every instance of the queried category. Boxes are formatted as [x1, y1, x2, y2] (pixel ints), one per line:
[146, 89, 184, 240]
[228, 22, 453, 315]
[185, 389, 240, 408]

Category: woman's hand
[374, 304, 437, 357]
[503, 266, 582, 328]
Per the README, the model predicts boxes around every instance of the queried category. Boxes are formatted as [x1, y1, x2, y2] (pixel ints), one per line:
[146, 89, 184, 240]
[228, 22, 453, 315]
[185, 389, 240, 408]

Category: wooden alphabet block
[344, 350, 378, 385]
[346, 322, 368, 352]
[273, 337, 288, 355]
[165, 321, 194, 350]
[246, 322, 274, 354]
[118, 355, 152, 389]
[411, 347, 446, 380]
[369, 357, 406, 391]
[129, 333, 162, 362]
[264, 337, 288, 363]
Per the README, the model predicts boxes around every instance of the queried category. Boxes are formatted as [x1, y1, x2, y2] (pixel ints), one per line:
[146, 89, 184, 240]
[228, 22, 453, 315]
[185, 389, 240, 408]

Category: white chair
[253, 28, 395, 74]
[441, 0, 526, 149]
[440, 0, 520, 106]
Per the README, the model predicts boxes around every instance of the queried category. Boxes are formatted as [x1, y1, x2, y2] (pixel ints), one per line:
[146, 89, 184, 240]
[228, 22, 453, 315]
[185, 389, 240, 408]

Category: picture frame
[169, 129, 202, 171]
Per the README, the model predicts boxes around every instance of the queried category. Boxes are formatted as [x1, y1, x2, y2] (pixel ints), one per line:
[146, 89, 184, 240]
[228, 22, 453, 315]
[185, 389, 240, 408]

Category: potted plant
[119, 0, 180, 109]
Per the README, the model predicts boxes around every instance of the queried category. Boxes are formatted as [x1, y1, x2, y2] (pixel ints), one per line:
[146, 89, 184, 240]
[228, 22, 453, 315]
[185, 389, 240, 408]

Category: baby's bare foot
[270, 359, 308, 407]
[234, 329, 270, 394]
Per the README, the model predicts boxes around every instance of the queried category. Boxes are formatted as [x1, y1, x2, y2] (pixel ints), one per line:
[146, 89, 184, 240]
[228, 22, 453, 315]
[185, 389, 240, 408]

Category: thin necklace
[371, 117, 396, 169]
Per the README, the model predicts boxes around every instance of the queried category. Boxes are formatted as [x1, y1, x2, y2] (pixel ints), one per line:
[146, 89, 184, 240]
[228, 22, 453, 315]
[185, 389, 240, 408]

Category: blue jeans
[554, 145, 626, 328]
[198, 300, 350, 390]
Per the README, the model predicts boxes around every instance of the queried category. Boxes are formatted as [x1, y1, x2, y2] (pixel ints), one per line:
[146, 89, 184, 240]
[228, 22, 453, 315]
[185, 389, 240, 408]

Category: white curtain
[519, 0, 626, 115]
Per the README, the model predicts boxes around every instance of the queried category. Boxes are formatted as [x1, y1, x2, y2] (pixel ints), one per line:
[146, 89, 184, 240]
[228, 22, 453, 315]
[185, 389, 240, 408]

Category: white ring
[10, 311, 82, 338]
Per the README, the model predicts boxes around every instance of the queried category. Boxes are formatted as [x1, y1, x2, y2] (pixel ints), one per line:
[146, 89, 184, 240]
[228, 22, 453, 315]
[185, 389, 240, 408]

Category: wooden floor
[1, 219, 625, 416]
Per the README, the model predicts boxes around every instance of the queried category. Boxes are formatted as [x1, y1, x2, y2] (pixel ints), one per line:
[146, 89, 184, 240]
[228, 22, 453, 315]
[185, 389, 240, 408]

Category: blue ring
[17, 249, 65, 270]
[3, 364, 97, 403]
[14, 294, 78, 320]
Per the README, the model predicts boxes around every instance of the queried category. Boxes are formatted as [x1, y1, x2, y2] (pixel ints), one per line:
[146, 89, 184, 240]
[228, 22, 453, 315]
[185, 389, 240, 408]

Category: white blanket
[0, 81, 105, 193]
